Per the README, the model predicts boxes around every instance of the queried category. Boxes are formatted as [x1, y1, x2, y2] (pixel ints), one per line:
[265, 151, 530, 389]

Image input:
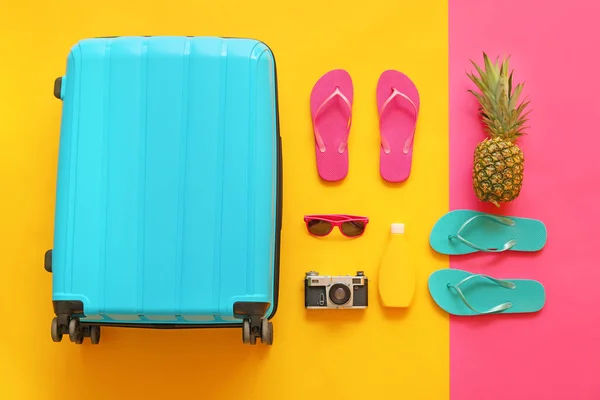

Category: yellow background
[0, 1, 449, 398]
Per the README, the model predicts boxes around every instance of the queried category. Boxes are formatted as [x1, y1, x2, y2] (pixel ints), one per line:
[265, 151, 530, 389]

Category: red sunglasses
[304, 214, 369, 238]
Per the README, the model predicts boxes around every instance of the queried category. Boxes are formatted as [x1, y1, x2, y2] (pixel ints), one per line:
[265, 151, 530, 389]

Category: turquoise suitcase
[45, 36, 282, 345]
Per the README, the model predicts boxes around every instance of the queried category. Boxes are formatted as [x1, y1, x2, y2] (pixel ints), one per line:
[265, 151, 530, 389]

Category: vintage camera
[304, 271, 368, 309]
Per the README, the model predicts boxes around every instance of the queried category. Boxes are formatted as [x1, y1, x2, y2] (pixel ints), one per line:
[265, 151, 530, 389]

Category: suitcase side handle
[54, 77, 64, 100]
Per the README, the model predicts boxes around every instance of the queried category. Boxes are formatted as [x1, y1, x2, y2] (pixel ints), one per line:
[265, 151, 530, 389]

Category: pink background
[449, 1, 600, 398]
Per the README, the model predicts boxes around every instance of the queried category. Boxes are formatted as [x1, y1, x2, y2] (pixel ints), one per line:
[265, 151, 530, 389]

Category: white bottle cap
[391, 223, 404, 234]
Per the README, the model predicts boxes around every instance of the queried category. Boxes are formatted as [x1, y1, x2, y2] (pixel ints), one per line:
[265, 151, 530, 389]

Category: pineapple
[466, 53, 531, 207]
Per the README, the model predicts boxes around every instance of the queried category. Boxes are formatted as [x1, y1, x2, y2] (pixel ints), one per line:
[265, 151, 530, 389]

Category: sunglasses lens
[340, 221, 366, 237]
[307, 219, 333, 236]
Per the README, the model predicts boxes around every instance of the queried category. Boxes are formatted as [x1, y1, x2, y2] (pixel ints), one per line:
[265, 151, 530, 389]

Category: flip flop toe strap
[313, 86, 352, 153]
[449, 214, 517, 252]
[380, 87, 418, 155]
[446, 274, 516, 314]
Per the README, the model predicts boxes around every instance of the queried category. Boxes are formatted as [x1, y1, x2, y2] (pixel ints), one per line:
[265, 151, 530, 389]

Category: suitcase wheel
[241, 317, 273, 346]
[242, 320, 251, 344]
[90, 325, 101, 345]
[51, 317, 63, 342]
[50, 316, 101, 345]
[68, 318, 80, 342]
[233, 301, 273, 346]
[261, 318, 273, 345]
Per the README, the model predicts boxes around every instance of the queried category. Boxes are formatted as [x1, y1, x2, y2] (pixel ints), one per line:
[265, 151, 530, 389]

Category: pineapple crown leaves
[466, 52, 531, 141]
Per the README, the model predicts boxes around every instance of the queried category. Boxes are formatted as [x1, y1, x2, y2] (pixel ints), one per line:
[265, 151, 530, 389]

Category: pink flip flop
[310, 69, 354, 182]
[377, 70, 420, 183]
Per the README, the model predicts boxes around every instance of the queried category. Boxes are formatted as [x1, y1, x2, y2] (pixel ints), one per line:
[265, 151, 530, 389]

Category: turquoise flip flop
[428, 269, 545, 316]
[429, 209, 547, 255]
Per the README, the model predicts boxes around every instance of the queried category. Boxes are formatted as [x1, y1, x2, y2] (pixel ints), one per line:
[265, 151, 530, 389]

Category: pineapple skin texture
[473, 137, 524, 206]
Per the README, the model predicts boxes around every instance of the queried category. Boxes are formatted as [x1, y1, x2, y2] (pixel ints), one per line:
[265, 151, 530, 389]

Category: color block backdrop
[0, 0, 449, 399]
[449, 1, 600, 399]
[0, 0, 597, 398]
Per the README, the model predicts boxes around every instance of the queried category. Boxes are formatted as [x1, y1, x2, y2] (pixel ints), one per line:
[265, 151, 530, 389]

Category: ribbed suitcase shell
[50, 36, 281, 327]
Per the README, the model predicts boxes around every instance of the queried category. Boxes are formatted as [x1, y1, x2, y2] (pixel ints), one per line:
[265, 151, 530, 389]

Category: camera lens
[329, 283, 351, 305]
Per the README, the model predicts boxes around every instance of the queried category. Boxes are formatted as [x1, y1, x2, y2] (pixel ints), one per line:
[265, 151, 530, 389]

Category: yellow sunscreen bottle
[378, 223, 415, 307]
